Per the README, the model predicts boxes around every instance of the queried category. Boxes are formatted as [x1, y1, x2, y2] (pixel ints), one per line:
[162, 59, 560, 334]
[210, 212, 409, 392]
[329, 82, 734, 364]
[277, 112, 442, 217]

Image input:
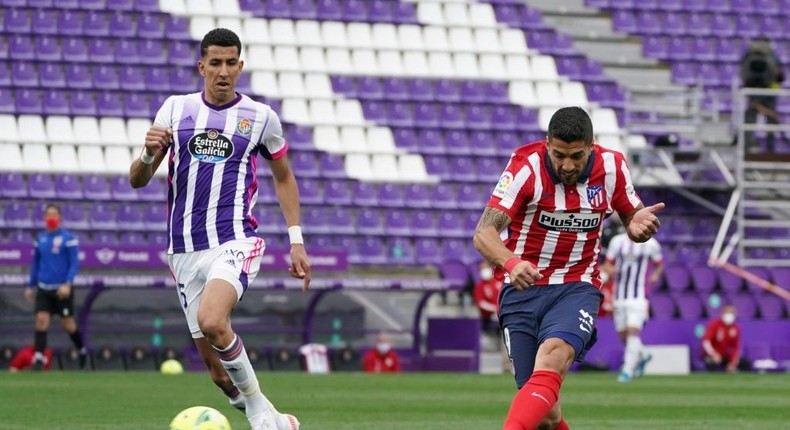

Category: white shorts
[167, 237, 265, 338]
[613, 299, 649, 332]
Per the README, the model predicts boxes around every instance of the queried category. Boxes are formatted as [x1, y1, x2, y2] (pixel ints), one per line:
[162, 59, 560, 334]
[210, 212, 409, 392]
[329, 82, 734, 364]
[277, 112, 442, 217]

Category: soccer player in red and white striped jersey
[473, 107, 663, 430]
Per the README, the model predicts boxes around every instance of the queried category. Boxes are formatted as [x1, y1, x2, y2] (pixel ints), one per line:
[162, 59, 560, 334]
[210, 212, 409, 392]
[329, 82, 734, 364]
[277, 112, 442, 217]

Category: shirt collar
[543, 147, 596, 184]
[201, 92, 242, 111]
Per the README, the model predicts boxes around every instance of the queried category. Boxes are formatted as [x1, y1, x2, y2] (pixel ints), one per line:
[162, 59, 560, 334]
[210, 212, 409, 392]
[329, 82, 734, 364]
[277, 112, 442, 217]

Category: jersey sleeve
[153, 96, 175, 129]
[610, 153, 642, 216]
[259, 108, 288, 160]
[650, 239, 663, 264]
[486, 155, 535, 219]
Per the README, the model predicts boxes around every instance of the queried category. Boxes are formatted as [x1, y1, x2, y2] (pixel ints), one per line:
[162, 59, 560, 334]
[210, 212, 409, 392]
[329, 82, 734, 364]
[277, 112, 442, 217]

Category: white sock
[214, 334, 275, 421]
[623, 335, 642, 375]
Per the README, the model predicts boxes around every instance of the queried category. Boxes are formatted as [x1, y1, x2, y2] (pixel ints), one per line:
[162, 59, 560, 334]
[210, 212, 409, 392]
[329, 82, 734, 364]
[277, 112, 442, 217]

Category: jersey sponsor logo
[537, 211, 601, 232]
[188, 129, 234, 163]
[236, 118, 253, 136]
[493, 171, 513, 198]
[587, 185, 606, 209]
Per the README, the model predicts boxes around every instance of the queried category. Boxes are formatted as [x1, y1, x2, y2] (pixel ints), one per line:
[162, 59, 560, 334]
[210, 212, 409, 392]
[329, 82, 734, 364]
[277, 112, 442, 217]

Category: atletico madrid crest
[587, 185, 606, 209]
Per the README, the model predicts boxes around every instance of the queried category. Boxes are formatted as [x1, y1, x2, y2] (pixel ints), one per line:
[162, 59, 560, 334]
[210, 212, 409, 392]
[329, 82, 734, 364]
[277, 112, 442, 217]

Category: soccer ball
[161, 359, 184, 375]
[170, 406, 232, 430]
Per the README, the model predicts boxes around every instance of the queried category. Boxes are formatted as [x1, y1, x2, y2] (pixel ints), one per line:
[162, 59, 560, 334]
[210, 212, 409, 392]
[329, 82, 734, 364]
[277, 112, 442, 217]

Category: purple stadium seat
[709, 13, 735, 37]
[83, 12, 109, 37]
[114, 39, 140, 64]
[491, 106, 516, 131]
[438, 104, 464, 129]
[139, 40, 167, 65]
[120, 67, 145, 92]
[649, 294, 676, 320]
[110, 176, 139, 201]
[769, 267, 790, 287]
[94, 65, 120, 90]
[475, 157, 501, 182]
[361, 101, 387, 123]
[9, 35, 34, 60]
[163, 15, 190, 40]
[438, 211, 464, 237]
[470, 130, 497, 156]
[0, 88, 13, 113]
[374, 0, 400, 23]
[407, 79, 434, 102]
[356, 208, 383, 235]
[354, 238, 387, 265]
[387, 102, 413, 127]
[303, 207, 329, 234]
[62, 203, 88, 230]
[660, 12, 687, 35]
[97, 92, 123, 116]
[292, 0, 317, 19]
[316, 153, 345, 179]
[16, 89, 43, 114]
[330, 76, 355, 95]
[55, 175, 84, 200]
[459, 81, 485, 103]
[439, 260, 471, 289]
[456, 184, 486, 210]
[643, 35, 668, 59]
[612, 10, 636, 33]
[81, 0, 108, 9]
[5, 8, 31, 33]
[145, 68, 170, 92]
[734, 15, 759, 38]
[746, 342, 772, 361]
[5, 202, 32, 229]
[316, 0, 342, 20]
[411, 211, 437, 237]
[138, 14, 165, 39]
[356, 77, 384, 100]
[290, 151, 320, 178]
[404, 184, 431, 208]
[91, 231, 118, 245]
[415, 238, 442, 265]
[109, 13, 135, 38]
[40, 63, 67, 89]
[117, 205, 144, 230]
[435, 80, 461, 102]
[429, 184, 457, 210]
[29, 174, 56, 199]
[384, 209, 411, 236]
[675, 292, 704, 320]
[414, 104, 439, 128]
[462, 210, 480, 234]
[683, 12, 710, 36]
[667, 37, 693, 60]
[448, 156, 475, 182]
[1, 173, 28, 199]
[32, 10, 57, 36]
[65, 64, 91, 89]
[119, 232, 147, 246]
[442, 130, 469, 155]
[283, 124, 313, 150]
[107, 0, 134, 10]
[69, 91, 96, 116]
[424, 155, 450, 179]
[586, 82, 613, 104]
[730, 0, 754, 13]
[690, 266, 717, 293]
[755, 293, 786, 320]
[664, 264, 691, 292]
[325, 207, 355, 234]
[635, 11, 662, 35]
[297, 178, 323, 205]
[387, 237, 416, 265]
[341, 0, 368, 21]
[12, 63, 38, 88]
[383, 78, 409, 101]
[83, 175, 111, 200]
[417, 128, 445, 155]
[56, 10, 83, 36]
[351, 181, 378, 206]
[143, 202, 167, 231]
[378, 183, 404, 207]
[726, 293, 758, 319]
[692, 37, 716, 62]
[440, 238, 470, 264]
[515, 109, 540, 131]
[718, 269, 745, 293]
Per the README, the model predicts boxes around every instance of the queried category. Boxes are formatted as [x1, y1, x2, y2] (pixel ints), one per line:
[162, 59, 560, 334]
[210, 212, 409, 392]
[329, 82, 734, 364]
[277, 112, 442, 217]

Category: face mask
[45, 217, 60, 231]
[479, 268, 494, 281]
[722, 313, 736, 325]
[376, 343, 391, 355]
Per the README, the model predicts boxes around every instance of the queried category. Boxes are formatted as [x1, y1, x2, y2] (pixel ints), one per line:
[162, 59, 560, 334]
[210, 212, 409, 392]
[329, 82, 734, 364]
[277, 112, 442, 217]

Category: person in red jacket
[702, 305, 750, 373]
[473, 260, 504, 333]
[362, 333, 400, 373]
[8, 345, 53, 372]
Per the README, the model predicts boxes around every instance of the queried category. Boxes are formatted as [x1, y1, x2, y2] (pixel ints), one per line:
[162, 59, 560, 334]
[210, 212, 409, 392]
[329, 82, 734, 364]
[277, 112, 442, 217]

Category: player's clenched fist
[145, 125, 174, 156]
[506, 258, 543, 291]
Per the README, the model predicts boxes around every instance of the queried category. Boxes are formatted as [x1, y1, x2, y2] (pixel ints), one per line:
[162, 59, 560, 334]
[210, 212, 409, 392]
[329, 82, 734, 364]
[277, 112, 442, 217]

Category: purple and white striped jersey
[605, 233, 662, 300]
[154, 92, 287, 254]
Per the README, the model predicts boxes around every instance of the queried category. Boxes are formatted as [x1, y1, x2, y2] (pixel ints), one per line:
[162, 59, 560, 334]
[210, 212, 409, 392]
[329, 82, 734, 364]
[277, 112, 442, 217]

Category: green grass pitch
[1, 371, 787, 429]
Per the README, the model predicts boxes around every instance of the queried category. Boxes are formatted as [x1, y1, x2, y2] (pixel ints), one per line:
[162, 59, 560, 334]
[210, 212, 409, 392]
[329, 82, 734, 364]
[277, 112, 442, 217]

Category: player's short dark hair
[45, 203, 61, 214]
[548, 107, 594, 144]
[200, 28, 242, 58]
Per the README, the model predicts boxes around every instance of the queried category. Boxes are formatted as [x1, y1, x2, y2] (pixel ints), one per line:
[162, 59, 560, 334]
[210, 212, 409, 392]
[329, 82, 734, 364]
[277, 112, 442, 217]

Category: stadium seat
[126, 346, 158, 371]
[93, 346, 126, 370]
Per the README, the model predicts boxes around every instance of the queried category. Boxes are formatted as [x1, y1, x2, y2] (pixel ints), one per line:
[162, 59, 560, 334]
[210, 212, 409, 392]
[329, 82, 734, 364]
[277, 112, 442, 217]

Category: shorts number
[178, 283, 187, 309]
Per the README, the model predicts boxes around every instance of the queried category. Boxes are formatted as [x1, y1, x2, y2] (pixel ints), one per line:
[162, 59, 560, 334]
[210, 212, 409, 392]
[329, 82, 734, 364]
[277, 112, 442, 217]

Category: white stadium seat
[592, 108, 621, 134]
[99, 117, 129, 146]
[453, 53, 480, 79]
[157, 0, 186, 14]
[500, 29, 529, 54]
[448, 28, 474, 53]
[397, 25, 424, 52]
[22, 144, 51, 171]
[402, 52, 430, 76]
[344, 153, 374, 181]
[469, 3, 498, 27]
[535, 82, 563, 107]
[280, 99, 311, 124]
[475, 28, 502, 54]
[531, 55, 559, 80]
[277, 72, 306, 98]
[105, 147, 133, 174]
[211, 0, 240, 17]
[245, 46, 273, 71]
[300, 47, 328, 73]
[505, 54, 534, 80]
[351, 49, 379, 75]
[269, 19, 296, 46]
[18, 115, 47, 143]
[367, 127, 398, 154]
[560, 81, 590, 107]
[423, 27, 450, 52]
[304, 74, 333, 98]
[309, 100, 337, 125]
[372, 24, 399, 50]
[216, 17, 243, 36]
[371, 154, 399, 181]
[0, 115, 19, 142]
[243, 18, 269, 45]
[397, 154, 434, 182]
[50, 145, 80, 173]
[78, 146, 107, 173]
[251, 71, 279, 97]
[347, 23, 374, 50]
[626, 134, 649, 149]
[127, 118, 152, 147]
[273, 46, 301, 72]
[72, 117, 102, 144]
[189, 17, 215, 40]
[45, 116, 76, 145]
[339, 126, 368, 153]
[335, 100, 366, 126]
[597, 135, 626, 154]
[321, 22, 348, 48]
[480, 54, 507, 80]
[417, 2, 445, 25]
[509, 81, 538, 107]
[185, 0, 212, 15]
[377, 51, 404, 76]
[325, 49, 353, 74]
[428, 52, 455, 78]
[313, 126, 341, 153]
[443, 3, 470, 27]
[295, 21, 322, 47]
[0, 143, 23, 170]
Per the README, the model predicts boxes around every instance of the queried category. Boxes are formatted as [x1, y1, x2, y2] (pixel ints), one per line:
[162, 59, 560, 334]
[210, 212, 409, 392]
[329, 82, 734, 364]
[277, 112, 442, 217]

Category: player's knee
[197, 315, 228, 340]
[536, 338, 575, 375]
[35, 314, 50, 330]
[537, 415, 561, 430]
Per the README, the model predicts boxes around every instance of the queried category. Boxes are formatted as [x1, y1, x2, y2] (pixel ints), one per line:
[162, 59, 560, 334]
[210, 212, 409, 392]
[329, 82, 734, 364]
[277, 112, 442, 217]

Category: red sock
[502, 370, 563, 430]
[554, 418, 569, 430]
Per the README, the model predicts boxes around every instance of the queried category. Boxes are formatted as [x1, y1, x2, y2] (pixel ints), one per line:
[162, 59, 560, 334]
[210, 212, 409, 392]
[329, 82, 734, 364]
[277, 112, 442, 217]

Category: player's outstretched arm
[269, 155, 312, 292]
[621, 202, 664, 243]
[129, 125, 171, 188]
[473, 206, 542, 290]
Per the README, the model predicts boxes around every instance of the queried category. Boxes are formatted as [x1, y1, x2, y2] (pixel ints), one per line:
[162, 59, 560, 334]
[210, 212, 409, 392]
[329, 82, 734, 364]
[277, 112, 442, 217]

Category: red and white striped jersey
[486, 141, 642, 288]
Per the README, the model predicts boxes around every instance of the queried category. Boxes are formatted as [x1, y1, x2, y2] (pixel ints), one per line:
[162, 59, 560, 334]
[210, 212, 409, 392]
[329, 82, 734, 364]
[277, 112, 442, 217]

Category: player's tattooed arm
[473, 207, 513, 268]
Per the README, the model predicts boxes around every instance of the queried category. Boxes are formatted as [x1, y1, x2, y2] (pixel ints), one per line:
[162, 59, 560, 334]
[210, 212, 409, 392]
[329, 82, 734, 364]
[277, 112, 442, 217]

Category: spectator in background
[702, 305, 751, 373]
[362, 333, 401, 373]
[740, 36, 785, 153]
[8, 345, 54, 372]
[601, 232, 663, 383]
[25, 204, 86, 370]
[473, 260, 503, 334]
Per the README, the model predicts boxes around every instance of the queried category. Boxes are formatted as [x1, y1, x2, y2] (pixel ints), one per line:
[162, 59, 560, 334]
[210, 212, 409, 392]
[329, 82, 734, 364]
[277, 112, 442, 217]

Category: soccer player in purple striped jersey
[601, 231, 663, 383]
[129, 28, 309, 430]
